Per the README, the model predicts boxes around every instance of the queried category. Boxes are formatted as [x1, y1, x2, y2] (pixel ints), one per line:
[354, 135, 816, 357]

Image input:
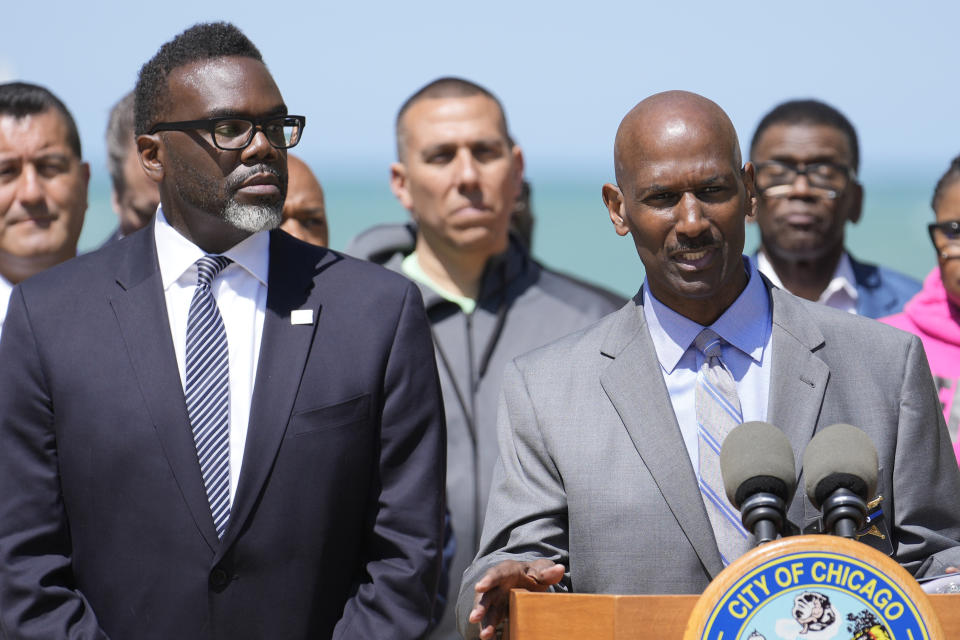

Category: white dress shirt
[755, 250, 858, 314]
[643, 257, 773, 468]
[0, 273, 11, 342]
[154, 208, 269, 505]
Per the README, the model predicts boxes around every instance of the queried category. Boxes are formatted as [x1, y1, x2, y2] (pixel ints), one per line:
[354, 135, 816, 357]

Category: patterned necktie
[185, 255, 233, 539]
[694, 328, 751, 564]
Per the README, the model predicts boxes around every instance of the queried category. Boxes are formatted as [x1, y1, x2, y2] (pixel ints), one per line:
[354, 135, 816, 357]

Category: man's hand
[468, 559, 565, 639]
[920, 566, 960, 594]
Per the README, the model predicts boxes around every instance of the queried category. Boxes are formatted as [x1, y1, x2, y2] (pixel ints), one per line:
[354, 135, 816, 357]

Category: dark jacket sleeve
[332, 281, 446, 639]
[0, 287, 110, 639]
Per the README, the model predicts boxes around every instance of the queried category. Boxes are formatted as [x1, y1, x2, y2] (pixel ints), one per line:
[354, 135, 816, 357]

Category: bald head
[395, 77, 509, 161]
[287, 154, 322, 194]
[281, 155, 328, 247]
[613, 91, 742, 189]
[602, 90, 757, 326]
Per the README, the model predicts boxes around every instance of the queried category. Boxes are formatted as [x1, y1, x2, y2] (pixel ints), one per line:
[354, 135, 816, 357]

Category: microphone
[802, 424, 878, 538]
[720, 421, 797, 546]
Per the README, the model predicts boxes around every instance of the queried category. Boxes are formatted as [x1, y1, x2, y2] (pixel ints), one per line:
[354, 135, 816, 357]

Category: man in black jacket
[348, 76, 622, 639]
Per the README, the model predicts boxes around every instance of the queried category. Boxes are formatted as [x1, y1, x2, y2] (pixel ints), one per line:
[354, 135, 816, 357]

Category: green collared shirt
[401, 252, 476, 314]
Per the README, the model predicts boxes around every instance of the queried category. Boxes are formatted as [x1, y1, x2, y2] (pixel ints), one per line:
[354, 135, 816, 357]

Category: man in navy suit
[0, 22, 445, 639]
[749, 99, 920, 318]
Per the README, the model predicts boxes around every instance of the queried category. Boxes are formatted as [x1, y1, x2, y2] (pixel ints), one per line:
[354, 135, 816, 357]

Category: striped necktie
[694, 328, 751, 564]
[185, 255, 233, 539]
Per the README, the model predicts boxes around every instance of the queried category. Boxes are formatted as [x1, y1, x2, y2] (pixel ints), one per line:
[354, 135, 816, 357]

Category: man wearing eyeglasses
[749, 99, 920, 318]
[0, 22, 445, 640]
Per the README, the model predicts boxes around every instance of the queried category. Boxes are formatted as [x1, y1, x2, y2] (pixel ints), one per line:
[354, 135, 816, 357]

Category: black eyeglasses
[928, 220, 960, 254]
[755, 160, 856, 200]
[148, 115, 306, 151]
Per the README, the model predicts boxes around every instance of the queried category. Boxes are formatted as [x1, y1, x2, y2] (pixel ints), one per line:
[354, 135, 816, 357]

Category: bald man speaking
[457, 91, 960, 639]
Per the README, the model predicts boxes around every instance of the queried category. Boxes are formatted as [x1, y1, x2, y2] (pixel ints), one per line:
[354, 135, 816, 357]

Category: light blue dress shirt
[642, 257, 773, 468]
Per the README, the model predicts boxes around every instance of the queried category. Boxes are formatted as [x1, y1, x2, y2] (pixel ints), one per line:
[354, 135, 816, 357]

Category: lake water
[78, 172, 939, 300]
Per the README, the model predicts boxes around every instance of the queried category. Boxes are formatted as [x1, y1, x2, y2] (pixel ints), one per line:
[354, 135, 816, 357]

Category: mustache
[667, 236, 719, 254]
[226, 164, 284, 190]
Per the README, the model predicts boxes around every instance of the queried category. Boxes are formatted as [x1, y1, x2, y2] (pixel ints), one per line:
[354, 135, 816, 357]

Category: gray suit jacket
[457, 283, 960, 637]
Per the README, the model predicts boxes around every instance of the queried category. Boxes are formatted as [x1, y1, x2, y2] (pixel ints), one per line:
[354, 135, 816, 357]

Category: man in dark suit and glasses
[0, 22, 445, 639]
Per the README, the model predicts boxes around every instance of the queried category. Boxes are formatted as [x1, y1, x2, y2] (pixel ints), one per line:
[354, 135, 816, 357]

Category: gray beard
[222, 201, 283, 234]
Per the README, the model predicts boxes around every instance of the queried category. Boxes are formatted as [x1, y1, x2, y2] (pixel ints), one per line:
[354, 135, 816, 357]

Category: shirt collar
[401, 252, 476, 314]
[755, 250, 858, 306]
[0, 273, 12, 323]
[154, 206, 270, 290]
[643, 257, 771, 373]
[819, 252, 858, 306]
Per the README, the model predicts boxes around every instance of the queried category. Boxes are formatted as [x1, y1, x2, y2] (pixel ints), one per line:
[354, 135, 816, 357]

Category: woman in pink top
[881, 156, 960, 465]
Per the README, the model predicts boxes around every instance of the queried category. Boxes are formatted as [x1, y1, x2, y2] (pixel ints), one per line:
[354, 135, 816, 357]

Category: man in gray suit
[458, 91, 960, 639]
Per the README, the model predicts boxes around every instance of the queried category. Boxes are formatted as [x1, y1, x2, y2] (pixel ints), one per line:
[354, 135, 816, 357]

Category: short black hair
[0, 82, 82, 157]
[750, 99, 859, 172]
[395, 76, 510, 160]
[134, 22, 263, 135]
[932, 155, 960, 213]
[106, 91, 136, 194]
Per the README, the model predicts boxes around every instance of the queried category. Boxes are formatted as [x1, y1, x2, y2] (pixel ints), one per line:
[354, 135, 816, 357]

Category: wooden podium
[509, 537, 960, 639]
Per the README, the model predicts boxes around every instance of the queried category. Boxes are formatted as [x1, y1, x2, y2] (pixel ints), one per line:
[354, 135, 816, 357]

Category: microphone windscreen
[720, 421, 797, 508]
[802, 423, 879, 508]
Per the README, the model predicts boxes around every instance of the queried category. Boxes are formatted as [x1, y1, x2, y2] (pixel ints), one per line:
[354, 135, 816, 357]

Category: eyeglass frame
[147, 114, 306, 151]
[754, 160, 857, 200]
[928, 220, 960, 250]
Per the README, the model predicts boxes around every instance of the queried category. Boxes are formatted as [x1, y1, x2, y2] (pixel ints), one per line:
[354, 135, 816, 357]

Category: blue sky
[3, 1, 954, 294]
[3, 1, 958, 182]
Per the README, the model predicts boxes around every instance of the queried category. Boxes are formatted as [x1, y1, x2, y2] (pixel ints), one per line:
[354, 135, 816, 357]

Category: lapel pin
[291, 309, 313, 326]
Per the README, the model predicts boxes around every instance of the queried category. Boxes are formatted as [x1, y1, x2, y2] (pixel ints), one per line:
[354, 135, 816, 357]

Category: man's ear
[742, 162, 759, 222]
[847, 180, 864, 225]
[510, 144, 525, 197]
[390, 162, 414, 213]
[110, 188, 121, 216]
[79, 161, 91, 188]
[137, 134, 164, 184]
[78, 161, 90, 214]
[602, 183, 630, 237]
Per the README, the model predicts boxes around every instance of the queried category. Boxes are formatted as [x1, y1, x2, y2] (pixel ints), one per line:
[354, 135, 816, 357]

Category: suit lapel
[217, 232, 326, 556]
[109, 227, 220, 551]
[598, 298, 725, 578]
[766, 287, 829, 525]
[597, 284, 832, 567]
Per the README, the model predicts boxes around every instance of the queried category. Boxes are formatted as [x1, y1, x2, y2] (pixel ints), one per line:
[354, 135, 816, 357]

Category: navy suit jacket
[0, 225, 446, 639]
[848, 253, 922, 318]
[753, 250, 921, 318]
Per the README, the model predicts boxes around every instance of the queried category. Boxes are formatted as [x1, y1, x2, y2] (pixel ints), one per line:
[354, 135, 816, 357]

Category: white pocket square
[291, 309, 313, 325]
